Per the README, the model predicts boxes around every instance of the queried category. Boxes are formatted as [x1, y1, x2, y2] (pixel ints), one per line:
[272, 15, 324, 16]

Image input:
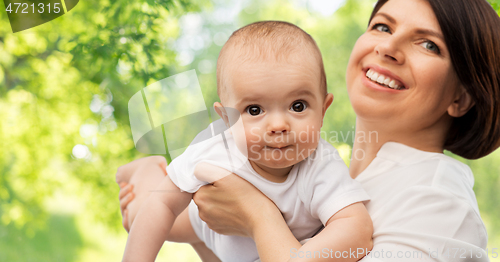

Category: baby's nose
[271, 129, 287, 134]
[267, 117, 290, 134]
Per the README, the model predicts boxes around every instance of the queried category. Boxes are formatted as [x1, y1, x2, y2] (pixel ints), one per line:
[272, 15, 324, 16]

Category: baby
[123, 21, 372, 262]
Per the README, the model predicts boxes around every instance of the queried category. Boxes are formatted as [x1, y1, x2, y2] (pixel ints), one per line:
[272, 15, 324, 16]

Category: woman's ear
[447, 86, 475, 118]
[214, 102, 230, 127]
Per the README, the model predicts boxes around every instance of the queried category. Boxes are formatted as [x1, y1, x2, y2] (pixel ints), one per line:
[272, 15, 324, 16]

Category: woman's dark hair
[369, 0, 500, 159]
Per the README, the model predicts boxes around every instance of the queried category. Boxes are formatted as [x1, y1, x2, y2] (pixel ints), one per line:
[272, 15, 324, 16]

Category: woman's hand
[193, 172, 280, 238]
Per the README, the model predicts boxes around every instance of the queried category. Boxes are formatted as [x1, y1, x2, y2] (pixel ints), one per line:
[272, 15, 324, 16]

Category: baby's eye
[246, 105, 262, 116]
[290, 101, 307, 112]
[373, 23, 391, 33]
[420, 41, 441, 54]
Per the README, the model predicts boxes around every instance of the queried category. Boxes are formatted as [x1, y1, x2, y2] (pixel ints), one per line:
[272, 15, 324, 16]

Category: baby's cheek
[297, 126, 321, 157]
[246, 133, 262, 146]
[237, 127, 260, 157]
[297, 125, 320, 143]
[244, 125, 263, 146]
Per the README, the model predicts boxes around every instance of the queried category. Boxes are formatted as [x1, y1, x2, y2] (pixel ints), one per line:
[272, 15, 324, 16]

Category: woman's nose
[267, 114, 290, 134]
[374, 36, 405, 64]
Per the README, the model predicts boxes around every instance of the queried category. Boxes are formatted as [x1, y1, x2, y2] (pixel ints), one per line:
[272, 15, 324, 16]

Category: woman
[116, 0, 500, 261]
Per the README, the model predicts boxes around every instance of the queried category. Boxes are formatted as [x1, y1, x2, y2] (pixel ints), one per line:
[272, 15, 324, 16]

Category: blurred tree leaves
[0, 0, 209, 236]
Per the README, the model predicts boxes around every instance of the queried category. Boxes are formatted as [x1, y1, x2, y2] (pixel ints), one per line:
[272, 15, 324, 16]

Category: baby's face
[221, 55, 332, 171]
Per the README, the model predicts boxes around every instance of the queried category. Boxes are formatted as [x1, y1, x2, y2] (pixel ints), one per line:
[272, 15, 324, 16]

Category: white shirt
[166, 121, 370, 262]
[357, 142, 489, 262]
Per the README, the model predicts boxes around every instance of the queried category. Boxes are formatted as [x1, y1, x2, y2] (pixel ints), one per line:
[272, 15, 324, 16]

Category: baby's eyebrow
[288, 89, 316, 98]
[236, 89, 316, 105]
[237, 96, 261, 104]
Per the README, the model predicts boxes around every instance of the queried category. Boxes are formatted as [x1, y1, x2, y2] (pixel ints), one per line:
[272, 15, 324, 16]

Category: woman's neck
[349, 118, 448, 178]
[349, 119, 385, 179]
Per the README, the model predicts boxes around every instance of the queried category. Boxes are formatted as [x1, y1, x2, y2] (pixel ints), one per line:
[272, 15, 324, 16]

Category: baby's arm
[297, 202, 373, 261]
[122, 175, 192, 262]
[254, 202, 372, 262]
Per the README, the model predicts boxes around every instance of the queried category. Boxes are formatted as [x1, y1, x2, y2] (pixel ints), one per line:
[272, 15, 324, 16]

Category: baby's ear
[323, 93, 334, 115]
[213, 102, 230, 127]
[321, 93, 334, 126]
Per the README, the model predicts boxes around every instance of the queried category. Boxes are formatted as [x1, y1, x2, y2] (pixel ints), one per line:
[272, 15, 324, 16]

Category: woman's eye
[246, 105, 262, 116]
[420, 41, 441, 54]
[373, 24, 391, 33]
[290, 101, 307, 112]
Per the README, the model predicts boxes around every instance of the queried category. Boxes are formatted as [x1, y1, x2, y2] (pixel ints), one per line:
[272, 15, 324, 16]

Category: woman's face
[346, 0, 462, 134]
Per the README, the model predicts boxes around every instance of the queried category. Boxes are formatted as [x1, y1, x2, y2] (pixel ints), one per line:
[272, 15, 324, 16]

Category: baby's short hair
[216, 21, 327, 102]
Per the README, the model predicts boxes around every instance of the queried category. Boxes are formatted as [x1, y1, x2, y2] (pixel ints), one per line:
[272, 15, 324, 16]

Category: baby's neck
[249, 160, 293, 183]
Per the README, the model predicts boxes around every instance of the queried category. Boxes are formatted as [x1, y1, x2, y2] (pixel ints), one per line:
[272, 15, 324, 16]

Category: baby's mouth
[365, 69, 406, 90]
[266, 145, 292, 150]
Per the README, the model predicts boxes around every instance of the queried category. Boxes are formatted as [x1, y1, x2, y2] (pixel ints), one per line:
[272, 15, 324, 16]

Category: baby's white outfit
[166, 120, 370, 262]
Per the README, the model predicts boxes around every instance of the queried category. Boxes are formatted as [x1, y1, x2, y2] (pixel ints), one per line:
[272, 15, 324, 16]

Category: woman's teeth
[366, 69, 404, 90]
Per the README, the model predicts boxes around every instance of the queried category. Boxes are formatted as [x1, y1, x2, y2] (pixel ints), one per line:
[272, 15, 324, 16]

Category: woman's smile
[361, 64, 408, 93]
[365, 68, 406, 90]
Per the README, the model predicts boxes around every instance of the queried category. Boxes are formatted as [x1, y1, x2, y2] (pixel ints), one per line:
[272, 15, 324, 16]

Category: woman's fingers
[116, 156, 168, 234]
[118, 184, 134, 200]
[120, 192, 135, 211]
[120, 191, 133, 233]
[122, 209, 130, 232]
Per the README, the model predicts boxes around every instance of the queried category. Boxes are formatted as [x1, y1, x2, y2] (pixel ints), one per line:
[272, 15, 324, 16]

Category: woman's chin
[351, 96, 390, 120]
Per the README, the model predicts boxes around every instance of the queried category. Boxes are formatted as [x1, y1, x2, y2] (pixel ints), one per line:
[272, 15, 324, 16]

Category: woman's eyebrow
[414, 28, 444, 42]
[374, 12, 396, 24]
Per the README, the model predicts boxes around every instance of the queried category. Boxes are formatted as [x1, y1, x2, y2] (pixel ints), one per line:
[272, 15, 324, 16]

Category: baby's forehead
[226, 38, 318, 63]
[223, 42, 322, 78]
[223, 59, 323, 101]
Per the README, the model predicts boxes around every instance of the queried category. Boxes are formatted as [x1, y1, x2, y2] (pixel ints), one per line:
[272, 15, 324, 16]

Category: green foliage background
[0, 0, 499, 261]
